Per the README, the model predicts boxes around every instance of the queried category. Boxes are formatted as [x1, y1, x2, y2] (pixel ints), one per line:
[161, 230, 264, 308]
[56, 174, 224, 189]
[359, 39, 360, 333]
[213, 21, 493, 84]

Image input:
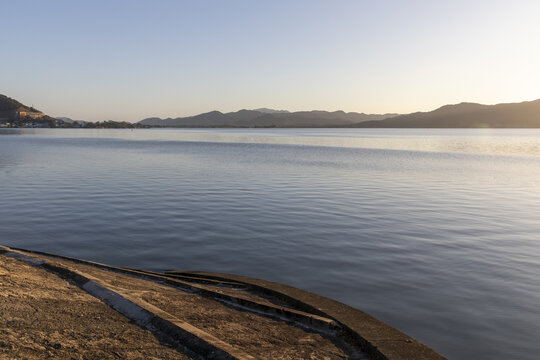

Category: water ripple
[1, 129, 540, 360]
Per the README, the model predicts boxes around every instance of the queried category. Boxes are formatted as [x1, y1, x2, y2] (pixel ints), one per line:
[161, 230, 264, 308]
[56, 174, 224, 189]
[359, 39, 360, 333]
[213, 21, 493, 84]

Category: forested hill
[0, 94, 41, 115]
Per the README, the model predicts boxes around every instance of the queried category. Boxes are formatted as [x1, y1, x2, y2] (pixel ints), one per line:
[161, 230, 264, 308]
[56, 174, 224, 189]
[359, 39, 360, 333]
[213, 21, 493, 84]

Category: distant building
[15, 108, 44, 119]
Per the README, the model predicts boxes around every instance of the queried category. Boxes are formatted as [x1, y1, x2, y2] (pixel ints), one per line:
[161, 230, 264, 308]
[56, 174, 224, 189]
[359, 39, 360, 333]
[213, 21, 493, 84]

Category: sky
[1, 0, 539, 122]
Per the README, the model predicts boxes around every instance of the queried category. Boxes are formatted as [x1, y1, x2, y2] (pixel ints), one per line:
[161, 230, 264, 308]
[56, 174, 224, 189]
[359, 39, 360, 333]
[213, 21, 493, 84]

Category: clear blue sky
[1, 0, 539, 122]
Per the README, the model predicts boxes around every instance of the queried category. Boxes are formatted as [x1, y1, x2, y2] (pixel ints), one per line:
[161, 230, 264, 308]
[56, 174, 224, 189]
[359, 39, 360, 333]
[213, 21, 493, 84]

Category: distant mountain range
[139, 110, 399, 128]
[3, 93, 540, 128]
[350, 99, 540, 128]
[140, 99, 540, 128]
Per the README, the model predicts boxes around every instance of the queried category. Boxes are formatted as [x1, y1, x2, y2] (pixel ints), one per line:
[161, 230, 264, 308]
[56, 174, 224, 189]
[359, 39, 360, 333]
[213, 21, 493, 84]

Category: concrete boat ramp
[0, 245, 446, 360]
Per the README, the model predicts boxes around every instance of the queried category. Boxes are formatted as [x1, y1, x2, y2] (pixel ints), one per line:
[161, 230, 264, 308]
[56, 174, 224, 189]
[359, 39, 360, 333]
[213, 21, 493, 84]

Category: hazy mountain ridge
[139, 109, 399, 127]
[253, 108, 290, 114]
[5, 94, 540, 128]
[350, 99, 540, 128]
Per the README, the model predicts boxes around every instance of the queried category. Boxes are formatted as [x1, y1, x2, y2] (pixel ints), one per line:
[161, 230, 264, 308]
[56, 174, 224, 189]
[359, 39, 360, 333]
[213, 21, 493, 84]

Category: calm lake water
[1, 128, 539, 359]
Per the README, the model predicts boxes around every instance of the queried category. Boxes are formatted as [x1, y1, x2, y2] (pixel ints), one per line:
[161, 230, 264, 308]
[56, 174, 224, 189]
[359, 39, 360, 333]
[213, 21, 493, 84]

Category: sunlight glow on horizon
[1, 0, 539, 122]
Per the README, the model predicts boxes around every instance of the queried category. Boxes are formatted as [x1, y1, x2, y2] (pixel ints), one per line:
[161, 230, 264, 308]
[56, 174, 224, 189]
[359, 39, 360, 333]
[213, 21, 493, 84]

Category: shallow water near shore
[1, 128, 540, 359]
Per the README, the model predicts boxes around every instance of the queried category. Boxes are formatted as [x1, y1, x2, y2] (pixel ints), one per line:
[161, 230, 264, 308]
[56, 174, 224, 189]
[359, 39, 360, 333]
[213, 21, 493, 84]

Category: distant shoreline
[3, 93, 540, 129]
